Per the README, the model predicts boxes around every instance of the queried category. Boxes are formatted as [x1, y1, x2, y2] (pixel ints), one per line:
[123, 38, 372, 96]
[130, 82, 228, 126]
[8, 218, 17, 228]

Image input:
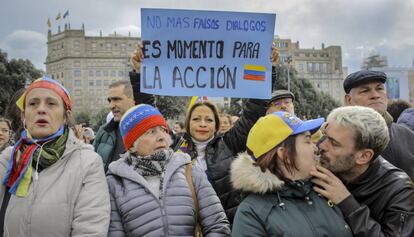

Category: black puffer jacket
[337, 156, 414, 237]
[173, 98, 267, 224]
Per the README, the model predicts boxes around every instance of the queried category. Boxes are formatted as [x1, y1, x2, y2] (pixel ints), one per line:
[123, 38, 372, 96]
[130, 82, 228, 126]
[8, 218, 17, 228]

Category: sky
[1, 0, 413, 73]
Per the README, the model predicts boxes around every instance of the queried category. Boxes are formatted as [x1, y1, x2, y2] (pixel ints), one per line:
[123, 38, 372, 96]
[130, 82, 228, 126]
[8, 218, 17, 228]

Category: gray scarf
[125, 148, 174, 177]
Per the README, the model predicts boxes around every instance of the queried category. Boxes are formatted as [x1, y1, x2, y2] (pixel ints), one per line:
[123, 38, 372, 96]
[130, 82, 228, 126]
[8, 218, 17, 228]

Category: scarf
[126, 149, 173, 199]
[126, 149, 173, 176]
[192, 136, 214, 171]
[2, 126, 68, 197]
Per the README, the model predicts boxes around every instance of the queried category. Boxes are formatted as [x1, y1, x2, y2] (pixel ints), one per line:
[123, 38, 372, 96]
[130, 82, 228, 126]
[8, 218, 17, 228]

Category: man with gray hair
[311, 106, 414, 237]
[343, 70, 414, 179]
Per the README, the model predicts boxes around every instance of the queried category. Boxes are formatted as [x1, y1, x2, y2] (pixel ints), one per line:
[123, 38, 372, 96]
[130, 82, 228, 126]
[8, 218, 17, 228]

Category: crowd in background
[0, 45, 413, 237]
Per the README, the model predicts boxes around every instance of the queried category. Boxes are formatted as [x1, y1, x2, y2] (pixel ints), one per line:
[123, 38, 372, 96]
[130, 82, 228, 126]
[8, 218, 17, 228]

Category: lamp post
[287, 55, 292, 91]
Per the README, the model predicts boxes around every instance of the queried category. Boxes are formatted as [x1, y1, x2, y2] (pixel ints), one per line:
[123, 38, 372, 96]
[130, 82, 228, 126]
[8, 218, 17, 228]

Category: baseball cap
[247, 111, 324, 159]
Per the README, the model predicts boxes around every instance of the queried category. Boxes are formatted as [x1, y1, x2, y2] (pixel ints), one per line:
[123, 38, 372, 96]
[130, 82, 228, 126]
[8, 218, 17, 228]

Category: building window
[118, 71, 124, 77]
[74, 69, 81, 77]
[74, 89, 82, 96]
[106, 43, 112, 50]
[61, 72, 64, 78]
[103, 70, 108, 77]
[96, 80, 102, 86]
[307, 63, 313, 72]
[74, 80, 82, 87]
[323, 63, 328, 73]
[120, 43, 126, 51]
[73, 40, 80, 49]
[104, 80, 109, 86]
[89, 89, 94, 96]
[89, 70, 94, 77]
[89, 80, 94, 86]
[297, 63, 304, 72]
[96, 70, 101, 77]
[111, 70, 116, 77]
[74, 61, 81, 67]
[92, 43, 97, 49]
[315, 63, 320, 72]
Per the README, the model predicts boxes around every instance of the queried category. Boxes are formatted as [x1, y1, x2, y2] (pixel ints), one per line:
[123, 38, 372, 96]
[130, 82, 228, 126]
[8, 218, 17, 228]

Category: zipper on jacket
[399, 213, 407, 237]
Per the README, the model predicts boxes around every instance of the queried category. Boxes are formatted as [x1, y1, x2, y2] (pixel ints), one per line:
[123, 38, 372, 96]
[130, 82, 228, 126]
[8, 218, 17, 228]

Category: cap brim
[292, 117, 325, 135]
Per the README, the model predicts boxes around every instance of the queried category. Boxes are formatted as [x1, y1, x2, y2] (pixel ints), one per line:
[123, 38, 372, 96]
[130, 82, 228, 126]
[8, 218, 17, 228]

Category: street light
[287, 55, 292, 91]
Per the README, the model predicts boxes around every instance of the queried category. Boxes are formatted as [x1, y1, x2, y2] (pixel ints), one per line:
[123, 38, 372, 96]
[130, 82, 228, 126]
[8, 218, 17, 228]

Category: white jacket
[0, 130, 110, 237]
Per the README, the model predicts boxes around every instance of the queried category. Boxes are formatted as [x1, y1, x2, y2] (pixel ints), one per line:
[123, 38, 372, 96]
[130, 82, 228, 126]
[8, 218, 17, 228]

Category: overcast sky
[1, 0, 413, 73]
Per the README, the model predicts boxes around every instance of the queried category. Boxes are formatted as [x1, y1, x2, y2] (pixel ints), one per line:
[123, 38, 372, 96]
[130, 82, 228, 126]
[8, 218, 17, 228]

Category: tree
[272, 64, 340, 119]
[90, 107, 110, 131]
[155, 95, 188, 120]
[361, 54, 388, 70]
[0, 49, 42, 115]
[74, 110, 91, 126]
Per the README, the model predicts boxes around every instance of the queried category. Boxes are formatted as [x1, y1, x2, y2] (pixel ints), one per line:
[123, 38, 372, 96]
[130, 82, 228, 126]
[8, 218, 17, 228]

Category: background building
[46, 24, 139, 113]
[371, 66, 414, 103]
[274, 36, 345, 104]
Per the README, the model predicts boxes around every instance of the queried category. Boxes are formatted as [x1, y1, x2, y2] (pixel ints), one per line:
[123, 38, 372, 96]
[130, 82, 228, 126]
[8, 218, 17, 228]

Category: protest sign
[141, 8, 276, 99]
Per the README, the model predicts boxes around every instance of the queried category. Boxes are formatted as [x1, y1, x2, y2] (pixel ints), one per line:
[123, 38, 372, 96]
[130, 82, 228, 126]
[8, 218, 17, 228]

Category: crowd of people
[0, 44, 413, 237]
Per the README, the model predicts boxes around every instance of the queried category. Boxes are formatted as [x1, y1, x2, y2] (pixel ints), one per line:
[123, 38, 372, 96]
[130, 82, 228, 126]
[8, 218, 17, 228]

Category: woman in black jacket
[173, 99, 266, 223]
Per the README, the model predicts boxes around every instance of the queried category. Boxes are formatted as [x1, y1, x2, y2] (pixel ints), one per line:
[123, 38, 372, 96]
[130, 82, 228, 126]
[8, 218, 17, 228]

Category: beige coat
[0, 130, 110, 237]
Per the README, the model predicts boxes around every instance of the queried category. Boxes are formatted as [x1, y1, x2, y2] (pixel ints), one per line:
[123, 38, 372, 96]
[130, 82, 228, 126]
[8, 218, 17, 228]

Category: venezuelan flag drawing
[243, 65, 266, 81]
[187, 96, 207, 112]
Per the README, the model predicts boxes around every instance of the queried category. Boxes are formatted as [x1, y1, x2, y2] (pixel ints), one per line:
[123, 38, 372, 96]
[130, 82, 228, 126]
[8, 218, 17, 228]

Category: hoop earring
[23, 119, 27, 130]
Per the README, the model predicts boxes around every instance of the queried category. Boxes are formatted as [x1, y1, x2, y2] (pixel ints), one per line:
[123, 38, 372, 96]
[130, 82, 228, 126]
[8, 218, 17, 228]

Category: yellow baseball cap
[247, 112, 324, 159]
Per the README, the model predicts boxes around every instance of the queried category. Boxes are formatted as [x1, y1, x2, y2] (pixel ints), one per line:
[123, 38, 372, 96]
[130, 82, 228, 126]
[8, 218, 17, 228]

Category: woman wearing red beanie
[106, 104, 230, 236]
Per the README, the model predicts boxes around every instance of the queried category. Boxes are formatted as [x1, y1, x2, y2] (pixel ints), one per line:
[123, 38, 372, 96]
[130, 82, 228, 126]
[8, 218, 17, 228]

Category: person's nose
[200, 119, 207, 127]
[37, 102, 47, 114]
[370, 90, 382, 99]
[109, 100, 116, 110]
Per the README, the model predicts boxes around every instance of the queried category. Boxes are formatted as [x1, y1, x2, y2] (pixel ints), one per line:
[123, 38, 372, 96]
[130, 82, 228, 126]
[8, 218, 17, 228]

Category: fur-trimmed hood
[231, 152, 284, 194]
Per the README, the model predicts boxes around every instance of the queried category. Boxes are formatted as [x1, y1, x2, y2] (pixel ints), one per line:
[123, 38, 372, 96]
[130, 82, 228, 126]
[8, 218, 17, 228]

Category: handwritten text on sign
[140, 8, 276, 99]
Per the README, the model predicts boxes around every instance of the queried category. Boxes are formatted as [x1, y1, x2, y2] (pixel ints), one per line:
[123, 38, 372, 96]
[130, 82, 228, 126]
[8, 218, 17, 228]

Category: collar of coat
[103, 119, 118, 133]
[231, 153, 315, 197]
[231, 152, 285, 194]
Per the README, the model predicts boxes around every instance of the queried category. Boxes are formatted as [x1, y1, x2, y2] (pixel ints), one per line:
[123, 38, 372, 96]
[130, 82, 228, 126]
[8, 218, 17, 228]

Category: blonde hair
[327, 106, 389, 158]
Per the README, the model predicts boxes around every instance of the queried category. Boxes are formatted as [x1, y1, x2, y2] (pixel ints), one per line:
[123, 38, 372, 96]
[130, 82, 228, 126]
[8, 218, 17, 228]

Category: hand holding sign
[271, 44, 279, 66]
[130, 43, 144, 71]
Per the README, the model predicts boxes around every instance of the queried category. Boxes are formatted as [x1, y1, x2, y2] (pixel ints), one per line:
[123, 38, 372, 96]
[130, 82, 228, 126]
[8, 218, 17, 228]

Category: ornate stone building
[274, 36, 345, 103]
[45, 24, 139, 113]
